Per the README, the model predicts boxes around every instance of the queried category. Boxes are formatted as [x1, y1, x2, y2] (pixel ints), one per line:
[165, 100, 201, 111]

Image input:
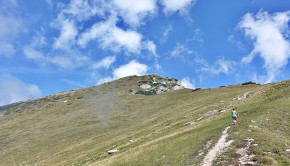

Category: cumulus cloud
[55, 0, 157, 54]
[113, 0, 157, 26]
[181, 77, 195, 89]
[77, 17, 114, 48]
[113, 60, 148, 79]
[108, 27, 142, 53]
[96, 60, 148, 85]
[78, 17, 143, 53]
[0, 74, 42, 106]
[0, 1, 23, 57]
[239, 10, 290, 83]
[92, 56, 116, 69]
[161, 0, 196, 15]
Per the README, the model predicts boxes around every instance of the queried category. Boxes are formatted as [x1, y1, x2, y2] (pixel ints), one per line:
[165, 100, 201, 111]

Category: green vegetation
[0, 75, 289, 165]
[135, 89, 157, 95]
[242, 81, 258, 85]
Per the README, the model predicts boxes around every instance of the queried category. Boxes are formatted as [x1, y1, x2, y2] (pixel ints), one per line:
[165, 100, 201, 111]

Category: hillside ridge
[0, 75, 289, 166]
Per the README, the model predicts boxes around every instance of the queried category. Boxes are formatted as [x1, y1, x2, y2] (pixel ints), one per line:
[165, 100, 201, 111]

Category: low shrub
[242, 81, 257, 85]
[192, 88, 201, 92]
[260, 156, 274, 165]
[135, 89, 157, 95]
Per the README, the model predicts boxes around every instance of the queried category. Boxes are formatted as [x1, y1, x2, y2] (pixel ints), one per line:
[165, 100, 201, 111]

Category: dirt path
[201, 126, 233, 166]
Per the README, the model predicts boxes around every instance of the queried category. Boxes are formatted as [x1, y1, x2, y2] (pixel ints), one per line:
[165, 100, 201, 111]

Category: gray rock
[183, 121, 195, 126]
[238, 92, 251, 100]
[205, 110, 217, 116]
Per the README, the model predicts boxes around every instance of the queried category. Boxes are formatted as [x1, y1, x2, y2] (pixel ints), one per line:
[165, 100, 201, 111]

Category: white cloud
[53, 19, 78, 51]
[144, 40, 161, 69]
[96, 60, 148, 85]
[161, 24, 173, 43]
[77, 18, 114, 48]
[56, 0, 158, 55]
[196, 57, 235, 75]
[0, 1, 23, 57]
[23, 31, 89, 70]
[23, 46, 45, 61]
[109, 27, 142, 53]
[113, 0, 157, 26]
[161, 0, 196, 15]
[0, 74, 42, 106]
[92, 56, 116, 69]
[113, 60, 148, 79]
[144, 40, 157, 56]
[96, 76, 114, 85]
[181, 77, 195, 89]
[63, 0, 98, 21]
[170, 43, 192, 59]
[23, 45, 88, 69]
[78, 17, 143, 53]
[239, 10, 290, 83]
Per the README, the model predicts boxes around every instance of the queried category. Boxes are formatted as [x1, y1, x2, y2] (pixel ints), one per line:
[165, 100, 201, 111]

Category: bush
[242, 81, 257, 85]
[151, 82, 164, 87]
[135, 89, 157, 96]
[192, 88, 201, 92]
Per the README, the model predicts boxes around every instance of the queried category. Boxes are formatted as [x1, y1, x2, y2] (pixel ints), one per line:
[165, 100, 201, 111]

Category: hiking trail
[201, 126, 233, 166]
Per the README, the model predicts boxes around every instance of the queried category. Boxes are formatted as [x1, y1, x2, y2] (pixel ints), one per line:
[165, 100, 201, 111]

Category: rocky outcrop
[130, 75, 184, 95]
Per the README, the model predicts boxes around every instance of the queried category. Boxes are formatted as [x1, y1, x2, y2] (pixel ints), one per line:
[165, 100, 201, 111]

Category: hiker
[232, 108, 237, 125]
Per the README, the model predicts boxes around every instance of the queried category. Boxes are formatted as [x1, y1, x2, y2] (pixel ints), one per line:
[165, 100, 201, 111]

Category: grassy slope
[0, 76, 289, 166]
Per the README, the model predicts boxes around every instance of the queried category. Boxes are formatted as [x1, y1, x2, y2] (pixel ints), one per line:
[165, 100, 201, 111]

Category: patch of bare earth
[201, 126, 233, 166]
[236, 138, 257, 165]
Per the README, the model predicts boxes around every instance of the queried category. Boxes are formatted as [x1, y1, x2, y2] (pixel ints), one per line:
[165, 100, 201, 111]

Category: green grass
[0, 75, 289, 165]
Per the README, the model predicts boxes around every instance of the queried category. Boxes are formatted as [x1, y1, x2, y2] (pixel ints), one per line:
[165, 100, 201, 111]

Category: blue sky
[1, 0, 290, 106]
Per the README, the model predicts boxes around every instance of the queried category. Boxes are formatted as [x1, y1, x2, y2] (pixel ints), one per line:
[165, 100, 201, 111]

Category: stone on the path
[108, 149, 118, 154]
[183, 121, 195, 126]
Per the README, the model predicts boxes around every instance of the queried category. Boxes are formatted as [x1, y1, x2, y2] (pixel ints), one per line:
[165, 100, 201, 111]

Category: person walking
[232, 108, 238, 125]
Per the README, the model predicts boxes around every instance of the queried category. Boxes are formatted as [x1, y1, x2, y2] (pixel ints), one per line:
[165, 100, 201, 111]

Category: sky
[0, 0, 290, 106]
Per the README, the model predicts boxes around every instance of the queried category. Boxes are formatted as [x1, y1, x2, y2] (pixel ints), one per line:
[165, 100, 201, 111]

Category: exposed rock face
[238, 92, 251, 100]
[140, 84, 152, 89]
[131, 75, 184, 95]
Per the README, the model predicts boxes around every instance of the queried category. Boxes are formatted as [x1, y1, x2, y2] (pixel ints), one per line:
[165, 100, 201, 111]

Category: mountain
[0, 75, 289, 166]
